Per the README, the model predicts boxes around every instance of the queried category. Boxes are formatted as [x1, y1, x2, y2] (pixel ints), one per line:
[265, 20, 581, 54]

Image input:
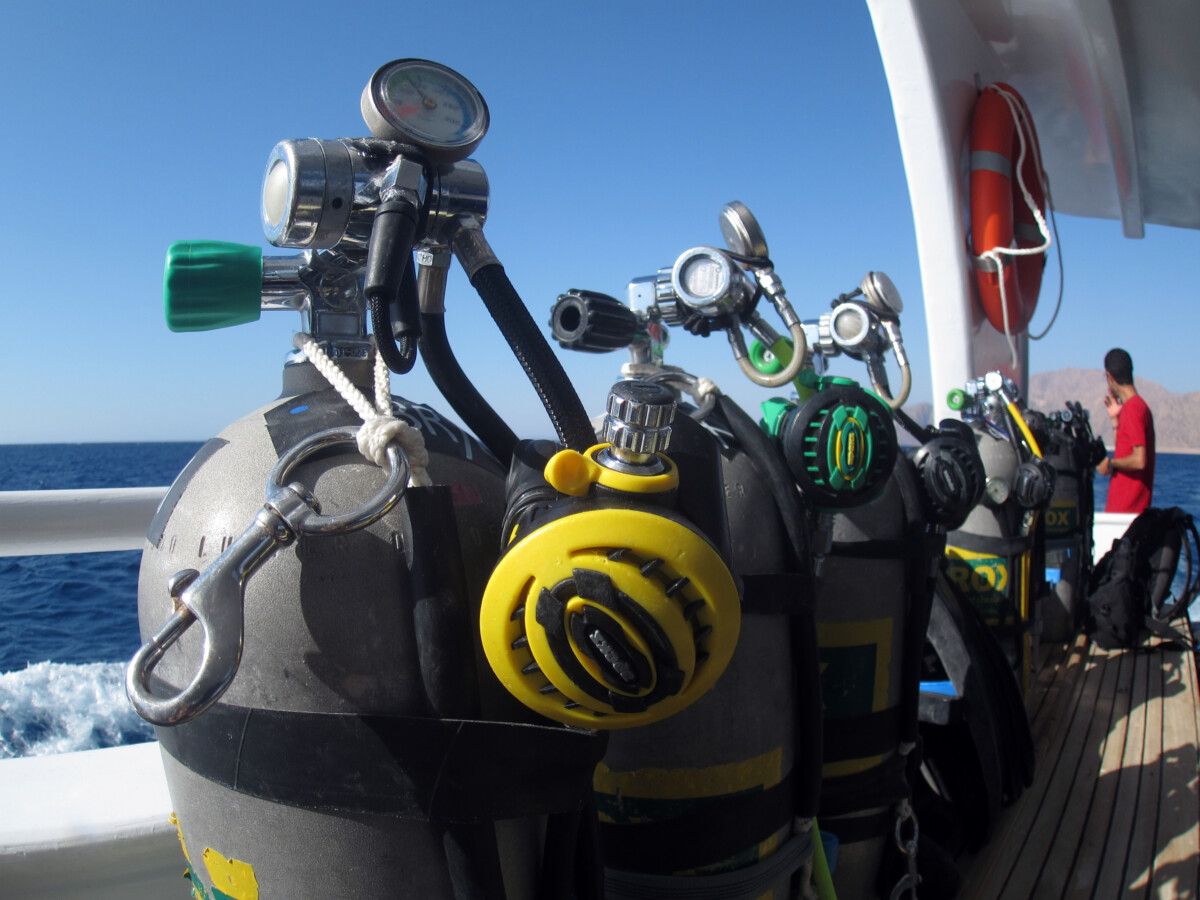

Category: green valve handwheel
[946, 388, 968, 411]
[164, 241, 263, 332]
[763, 377, 898, 510]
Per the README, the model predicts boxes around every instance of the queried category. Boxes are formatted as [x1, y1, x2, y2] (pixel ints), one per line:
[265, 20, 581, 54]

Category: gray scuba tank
[136, 362, 604, 899]
[593, 403, 810, 900]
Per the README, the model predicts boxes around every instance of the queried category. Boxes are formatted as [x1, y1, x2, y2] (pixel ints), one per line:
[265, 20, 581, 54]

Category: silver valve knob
[602, 380, 676, 465]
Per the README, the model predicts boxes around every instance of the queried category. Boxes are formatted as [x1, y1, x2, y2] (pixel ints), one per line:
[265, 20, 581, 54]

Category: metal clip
[126, 426, 410, 726]
[890, 803, 921, 900]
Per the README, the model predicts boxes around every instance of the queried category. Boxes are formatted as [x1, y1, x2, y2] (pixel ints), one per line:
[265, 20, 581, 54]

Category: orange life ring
[969, 83, 1048, 335]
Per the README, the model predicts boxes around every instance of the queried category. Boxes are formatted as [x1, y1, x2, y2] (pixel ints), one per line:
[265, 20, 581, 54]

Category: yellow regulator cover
[480, 507, 740, 728]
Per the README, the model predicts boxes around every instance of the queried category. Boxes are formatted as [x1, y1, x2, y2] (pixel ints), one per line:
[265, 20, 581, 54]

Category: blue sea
[1, 443, 1198, 759]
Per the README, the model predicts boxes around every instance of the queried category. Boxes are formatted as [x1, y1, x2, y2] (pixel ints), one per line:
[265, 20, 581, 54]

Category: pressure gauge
[860, 271, 903, 317]
[361, 59, 489, 164]
[985, 476, 1011, 506]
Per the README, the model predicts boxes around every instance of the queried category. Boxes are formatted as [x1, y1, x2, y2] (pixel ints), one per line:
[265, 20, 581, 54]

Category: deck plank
[1092, 648, 1151, 900]
[958, 635, 1092, 900]
[1030, 646, 1122, 898]
[1150, 643, 1199, 898]
[1000, 649, 1109, 899]
[1030, 637, 1072, 723]
[1126, 647, 1166, 897]
[1062, 649, 1134, 900]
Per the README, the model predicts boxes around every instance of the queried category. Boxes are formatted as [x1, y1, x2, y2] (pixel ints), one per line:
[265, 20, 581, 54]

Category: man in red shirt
[1096, 348, 1155, 513]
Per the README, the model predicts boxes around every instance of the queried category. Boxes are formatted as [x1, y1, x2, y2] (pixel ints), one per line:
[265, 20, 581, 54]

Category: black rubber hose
[469, 264, 595, 451]
[366, 198, 421, 374]
[714, 394, 823, 817]
[715, 395, 811, 570]
[420, 313, 519, 466]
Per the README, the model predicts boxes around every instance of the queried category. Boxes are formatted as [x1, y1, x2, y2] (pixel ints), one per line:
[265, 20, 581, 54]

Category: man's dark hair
[1104, 348, 1134, 386]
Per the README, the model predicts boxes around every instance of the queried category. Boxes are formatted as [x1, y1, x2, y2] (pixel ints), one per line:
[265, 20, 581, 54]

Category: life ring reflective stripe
[969, 83, 1048, 335]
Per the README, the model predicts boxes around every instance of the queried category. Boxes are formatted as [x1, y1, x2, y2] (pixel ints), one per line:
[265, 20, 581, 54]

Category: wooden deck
[958, 634, 1200, 899]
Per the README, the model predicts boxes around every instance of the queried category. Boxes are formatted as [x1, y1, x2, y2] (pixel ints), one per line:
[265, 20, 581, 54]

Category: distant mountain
[1028, 368, 1200, 453]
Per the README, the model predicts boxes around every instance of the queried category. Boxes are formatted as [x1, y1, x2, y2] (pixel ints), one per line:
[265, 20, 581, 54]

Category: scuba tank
[1040, 402, 1106, 640]
[126, 59, 632, 900]
[751, 263, 961, 900]
[551, 201, 962, 899]
[945, 372, 1056, 701]
[548, 237, 823, 896]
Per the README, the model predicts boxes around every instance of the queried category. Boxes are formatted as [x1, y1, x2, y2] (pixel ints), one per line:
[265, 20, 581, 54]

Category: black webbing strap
[603, 827, 814, 900]
[156, 700, 607, 822]
[597, 772, 795, 874]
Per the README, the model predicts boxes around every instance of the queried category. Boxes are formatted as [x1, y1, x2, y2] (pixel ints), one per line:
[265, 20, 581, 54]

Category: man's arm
[1110, 444, 1148, 473]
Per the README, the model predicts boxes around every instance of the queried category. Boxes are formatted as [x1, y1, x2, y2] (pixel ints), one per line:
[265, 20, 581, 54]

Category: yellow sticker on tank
[202, 847, 260, 900]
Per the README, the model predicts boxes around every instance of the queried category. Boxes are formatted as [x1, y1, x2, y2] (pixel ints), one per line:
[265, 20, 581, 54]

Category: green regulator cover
[761, 373, 897, 510]
[164, 241, 263, 332]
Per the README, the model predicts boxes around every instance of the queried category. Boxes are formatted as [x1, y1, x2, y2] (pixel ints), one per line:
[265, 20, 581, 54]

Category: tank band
[603, 827, 813, 899]
[597, 771, 795, 874]
[155, 698, 608, 822]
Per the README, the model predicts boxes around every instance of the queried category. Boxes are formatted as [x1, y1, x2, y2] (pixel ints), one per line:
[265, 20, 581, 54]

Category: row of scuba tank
[125, 58, 1107, 900]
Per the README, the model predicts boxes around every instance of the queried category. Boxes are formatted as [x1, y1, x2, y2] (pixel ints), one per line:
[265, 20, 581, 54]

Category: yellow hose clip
[544, 443, 679, 496]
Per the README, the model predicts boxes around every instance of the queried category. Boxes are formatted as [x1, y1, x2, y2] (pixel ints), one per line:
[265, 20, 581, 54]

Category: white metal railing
[0, 487, 178, 891]
[0, 487, 169, 557]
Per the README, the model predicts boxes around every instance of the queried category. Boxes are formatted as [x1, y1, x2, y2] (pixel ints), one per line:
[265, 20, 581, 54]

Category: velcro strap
[603, 828, 814, 900]
[598, 773, 794, 874]
[156, 698, 608, 822]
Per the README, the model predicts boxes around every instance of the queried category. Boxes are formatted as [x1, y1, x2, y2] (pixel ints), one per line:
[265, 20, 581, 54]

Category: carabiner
[126, 426, 409, 726]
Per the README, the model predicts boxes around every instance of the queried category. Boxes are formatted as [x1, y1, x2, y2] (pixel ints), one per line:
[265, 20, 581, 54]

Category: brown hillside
[1028, 368, 1200, 453]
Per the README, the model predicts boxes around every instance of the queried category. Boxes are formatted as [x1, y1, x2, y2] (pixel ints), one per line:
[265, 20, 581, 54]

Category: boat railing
[0, 487, 178, 888]
[0, 486, 169, 557]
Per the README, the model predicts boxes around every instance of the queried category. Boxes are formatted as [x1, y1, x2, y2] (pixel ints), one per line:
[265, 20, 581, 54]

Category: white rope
[976, 85, 1054, 368]
[294, 334, 432, 486]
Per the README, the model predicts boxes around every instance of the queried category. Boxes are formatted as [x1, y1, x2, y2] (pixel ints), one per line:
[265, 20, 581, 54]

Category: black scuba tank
[136, 362, 606, 900]
[591, 398, 821, 899]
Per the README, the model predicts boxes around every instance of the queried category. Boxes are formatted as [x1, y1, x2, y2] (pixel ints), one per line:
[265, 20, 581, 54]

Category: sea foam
[0, 660, 154, 758]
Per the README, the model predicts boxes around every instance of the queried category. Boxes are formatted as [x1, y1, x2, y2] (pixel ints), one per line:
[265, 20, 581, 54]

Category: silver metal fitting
[601, 380, 676, 467]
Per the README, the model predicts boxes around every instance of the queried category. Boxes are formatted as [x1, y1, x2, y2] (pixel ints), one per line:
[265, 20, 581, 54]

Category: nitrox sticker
[816, 618, 892, 718]
[945, 548, 1009, 624]
[1043, 500, 1079, 536]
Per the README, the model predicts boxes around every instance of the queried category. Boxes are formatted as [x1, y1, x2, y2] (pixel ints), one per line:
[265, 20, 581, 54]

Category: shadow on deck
[958, 634, 1200, 899]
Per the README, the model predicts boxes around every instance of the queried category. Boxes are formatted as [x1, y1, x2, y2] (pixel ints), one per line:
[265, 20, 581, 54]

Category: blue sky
[2, 1, 1196, 444]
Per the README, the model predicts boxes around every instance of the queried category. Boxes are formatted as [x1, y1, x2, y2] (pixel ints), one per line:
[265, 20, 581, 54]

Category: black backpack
[1087, 507, 1200, 649]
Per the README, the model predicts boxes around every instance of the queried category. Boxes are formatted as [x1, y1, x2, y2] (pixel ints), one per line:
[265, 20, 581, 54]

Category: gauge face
[361, 59, 489, 163]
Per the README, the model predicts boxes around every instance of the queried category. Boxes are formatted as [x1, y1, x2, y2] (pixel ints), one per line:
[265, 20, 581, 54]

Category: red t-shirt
[1105, 393, 1155, 513]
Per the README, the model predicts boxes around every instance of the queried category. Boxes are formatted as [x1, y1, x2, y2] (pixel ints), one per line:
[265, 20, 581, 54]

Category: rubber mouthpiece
[164, 241, 263, 332]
